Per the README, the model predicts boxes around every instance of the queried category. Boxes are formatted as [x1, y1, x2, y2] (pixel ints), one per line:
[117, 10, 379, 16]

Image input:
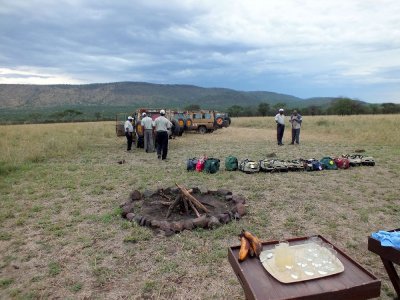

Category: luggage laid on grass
[259, 159, 288, 172]
[187, 158, 198, 171]
[286, 159, 305, 171]
[196, 157, 206, 172]
[334, 157, 350, 169]
[238, 159, 260, 173]
[320, 157, 338, 170]
[225, 155, 238, 171]
[302, 159, 323, 171]
[204, 158, 220, 174]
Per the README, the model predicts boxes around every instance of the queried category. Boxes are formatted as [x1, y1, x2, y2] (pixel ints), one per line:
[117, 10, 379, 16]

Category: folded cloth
[371, 230, 400, 250]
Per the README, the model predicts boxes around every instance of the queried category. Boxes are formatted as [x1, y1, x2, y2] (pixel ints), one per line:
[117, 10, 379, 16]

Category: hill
[0, 82, 309, 110]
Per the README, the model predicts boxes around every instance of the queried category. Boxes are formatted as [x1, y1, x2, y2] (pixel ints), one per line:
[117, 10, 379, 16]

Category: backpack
[259, 159, 274, 172]
[225, 156, 238, 171]
[238, 159, 260, 173]
[320, 157, 338, 170]
[187, 158, 198, 171]
[204, 158, 220, 174]
[334, 157, 350, 169]
[304, 159, 323, 171]
[196, 158, 206, 172]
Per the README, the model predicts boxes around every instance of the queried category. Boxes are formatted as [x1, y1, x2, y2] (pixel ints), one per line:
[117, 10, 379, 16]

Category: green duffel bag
[204, 158, 220, 174]
[320, 157, 338, 170]
[225, 155, 238, 171]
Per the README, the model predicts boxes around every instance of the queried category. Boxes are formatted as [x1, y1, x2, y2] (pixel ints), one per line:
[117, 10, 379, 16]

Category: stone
[143, 190, 153, 198]
[159, 221, 171, 232]
[121, 203, 134, 218]
[218, 213, 231, 224]
[217, 189, 232, 196]
[183, 219, 194, 230]
[232, 194, 246, 204]
[130, 190, 142, 201]
[150, 220, 161, 228]
[134, 215, 142, 224]
[208, 216, 221, 229]
[235, 203, 246, 217]
[126, 213, 135, 221]
[144, 218, 152, 227]
[192, 215, 208, 228]
[225, 195, 233, 201]
[171, 221, 184, 232]
[164, 229, 175, 237]
[139, 217, 147, 226]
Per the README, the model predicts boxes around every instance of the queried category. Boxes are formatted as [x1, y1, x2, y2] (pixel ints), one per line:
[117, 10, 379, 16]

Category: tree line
[226, 98, 400, 117]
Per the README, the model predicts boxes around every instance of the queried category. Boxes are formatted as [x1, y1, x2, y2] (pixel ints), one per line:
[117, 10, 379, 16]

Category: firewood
[187, 199, 201, 218]
[166, 195, 182, 218]
[175, 183, 210, 213]
[183, 198, 189, 215]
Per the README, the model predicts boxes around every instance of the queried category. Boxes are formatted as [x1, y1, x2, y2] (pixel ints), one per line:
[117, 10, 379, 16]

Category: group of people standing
[275, 108, 303, 146]
[124, 109, 172, 160]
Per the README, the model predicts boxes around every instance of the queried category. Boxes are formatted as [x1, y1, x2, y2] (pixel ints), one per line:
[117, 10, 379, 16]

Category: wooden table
[368, 229, 400, 298]
[229, 235, 381, 300]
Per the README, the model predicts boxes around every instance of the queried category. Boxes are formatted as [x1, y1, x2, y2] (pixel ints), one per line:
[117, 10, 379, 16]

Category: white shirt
[124, 120, 133, 133]
[141, 116, 154, 130]
[154, 116, 172, 132]
[275, 113, 285, 125]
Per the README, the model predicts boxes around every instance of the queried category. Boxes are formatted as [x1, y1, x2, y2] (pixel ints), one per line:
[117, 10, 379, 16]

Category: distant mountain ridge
[0, 82, 343, 109]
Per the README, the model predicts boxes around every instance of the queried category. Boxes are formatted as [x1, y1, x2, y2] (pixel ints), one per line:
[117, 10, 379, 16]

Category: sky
[0, 0, 400, 103]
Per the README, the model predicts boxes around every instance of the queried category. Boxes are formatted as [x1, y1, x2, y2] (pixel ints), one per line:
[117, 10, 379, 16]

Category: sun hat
[128, 116, 133, 120]
[142, 112, 146, 117]
[279, 108, 284, 112]
[160, 109, 165, 115]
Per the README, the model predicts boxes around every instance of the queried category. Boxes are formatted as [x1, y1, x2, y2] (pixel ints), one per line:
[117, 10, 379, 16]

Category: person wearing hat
[274, 108, 285, 146]
[154, 109, 172, 160]
[141, 112, 155, 153]
[124, 116, 134, 151]
[289, 110, 303, 145]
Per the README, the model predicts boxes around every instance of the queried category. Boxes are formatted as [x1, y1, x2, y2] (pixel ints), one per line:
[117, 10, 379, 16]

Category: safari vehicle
[133, 108, 183, 148]
[184, 110, 220, 134]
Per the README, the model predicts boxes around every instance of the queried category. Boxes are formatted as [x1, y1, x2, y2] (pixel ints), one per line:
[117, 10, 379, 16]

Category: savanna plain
[0, 115, 399, 299]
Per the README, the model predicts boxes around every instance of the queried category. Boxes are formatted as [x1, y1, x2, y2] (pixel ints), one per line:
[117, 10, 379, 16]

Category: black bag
[187, 158, 198, 171]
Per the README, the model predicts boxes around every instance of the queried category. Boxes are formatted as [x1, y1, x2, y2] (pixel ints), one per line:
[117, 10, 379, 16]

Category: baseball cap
[128, 116, 133, 120]
[160, 109, 165, 115]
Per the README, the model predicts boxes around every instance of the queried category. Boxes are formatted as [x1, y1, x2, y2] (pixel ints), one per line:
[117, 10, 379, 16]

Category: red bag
[334, 157, 350, 169]
[196, 156, 207, 172]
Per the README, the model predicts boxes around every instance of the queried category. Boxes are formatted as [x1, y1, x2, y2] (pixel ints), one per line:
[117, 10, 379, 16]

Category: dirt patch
[120, 187, 247, 235]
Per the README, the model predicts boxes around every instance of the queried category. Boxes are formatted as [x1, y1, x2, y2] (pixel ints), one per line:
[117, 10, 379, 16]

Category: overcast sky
[1, 0, 399, 103]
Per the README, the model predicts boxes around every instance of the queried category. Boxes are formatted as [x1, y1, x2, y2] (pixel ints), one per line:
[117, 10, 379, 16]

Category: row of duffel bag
[187, 155, 374, 174]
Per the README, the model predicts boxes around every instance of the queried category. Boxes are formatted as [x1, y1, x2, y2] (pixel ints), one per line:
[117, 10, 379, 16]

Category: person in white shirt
[274, 108, 285, 146]
[154, 110, 172, 160]
[141, 112, 155, 153]
[124, 116, 134, 151]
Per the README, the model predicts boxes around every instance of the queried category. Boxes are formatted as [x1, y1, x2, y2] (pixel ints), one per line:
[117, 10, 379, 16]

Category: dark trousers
[125, 132, 133, 151]
[156, 131, 168, 159]
[292, 128, 300, 144]
[277, 124, 285, 145]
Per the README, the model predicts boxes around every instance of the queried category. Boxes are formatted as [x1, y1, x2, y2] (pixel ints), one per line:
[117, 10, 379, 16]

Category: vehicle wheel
[186, 118, 193, 128]
[177, 118, 185, 128]
[215, 117, 224, 128]
[198, 126, 207, 134]
[171, 120, 180, 136]
[223, 120, 229, 128]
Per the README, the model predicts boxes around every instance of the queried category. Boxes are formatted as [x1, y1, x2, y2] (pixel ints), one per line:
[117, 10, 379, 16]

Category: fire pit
[120, 184, 247, 235]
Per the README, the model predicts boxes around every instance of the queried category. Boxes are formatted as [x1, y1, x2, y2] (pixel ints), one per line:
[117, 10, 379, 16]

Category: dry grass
[0, 115, 399, 299]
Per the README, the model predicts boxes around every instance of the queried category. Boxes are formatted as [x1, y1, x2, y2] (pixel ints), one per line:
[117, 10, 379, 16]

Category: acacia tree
[258, 103, 270, 116]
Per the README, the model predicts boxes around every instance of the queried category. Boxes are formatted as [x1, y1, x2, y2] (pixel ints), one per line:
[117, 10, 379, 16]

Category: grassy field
[0, 115, 399, 299]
